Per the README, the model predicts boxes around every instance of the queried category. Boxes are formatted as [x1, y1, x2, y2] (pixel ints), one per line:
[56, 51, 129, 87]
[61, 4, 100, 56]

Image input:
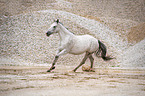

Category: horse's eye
[53, 26, 56, 28]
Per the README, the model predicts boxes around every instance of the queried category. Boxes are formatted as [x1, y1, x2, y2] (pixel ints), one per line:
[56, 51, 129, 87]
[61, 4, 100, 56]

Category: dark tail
[97, 40, 113, 61]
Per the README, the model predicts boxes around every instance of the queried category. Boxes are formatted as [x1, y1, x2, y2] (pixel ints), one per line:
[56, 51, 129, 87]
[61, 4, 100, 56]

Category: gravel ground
[0, 66, 145, 96]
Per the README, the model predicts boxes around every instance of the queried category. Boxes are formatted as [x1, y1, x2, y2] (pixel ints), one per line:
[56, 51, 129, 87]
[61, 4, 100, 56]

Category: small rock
[82, 65, 90, 72]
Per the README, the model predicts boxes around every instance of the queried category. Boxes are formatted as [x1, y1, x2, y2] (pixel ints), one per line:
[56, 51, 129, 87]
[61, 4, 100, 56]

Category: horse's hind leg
[89, 55, 95, 72]
[73, 52, 90, 72]
[47, 56, 59, 72]
[89, 55, 94, 68]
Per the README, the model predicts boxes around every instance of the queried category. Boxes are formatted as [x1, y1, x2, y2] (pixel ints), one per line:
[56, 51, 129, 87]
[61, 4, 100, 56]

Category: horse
[46, 19, 113, 72]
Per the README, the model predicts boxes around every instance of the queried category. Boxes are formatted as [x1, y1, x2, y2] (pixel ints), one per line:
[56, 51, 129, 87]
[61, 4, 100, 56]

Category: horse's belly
[69, 47, 89, 55]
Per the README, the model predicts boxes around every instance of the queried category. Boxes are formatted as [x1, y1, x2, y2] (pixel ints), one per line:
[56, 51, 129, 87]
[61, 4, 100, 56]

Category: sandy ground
[0, 66, 145, 96]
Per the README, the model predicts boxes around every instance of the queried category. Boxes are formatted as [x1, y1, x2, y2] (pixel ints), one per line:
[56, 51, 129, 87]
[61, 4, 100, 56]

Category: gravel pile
[120, 39, 145, 67]
[0, 9, 144, 67]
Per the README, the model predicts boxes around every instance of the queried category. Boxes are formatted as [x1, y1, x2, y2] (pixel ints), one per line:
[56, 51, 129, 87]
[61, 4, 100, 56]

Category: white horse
[46, 19, 113, 72]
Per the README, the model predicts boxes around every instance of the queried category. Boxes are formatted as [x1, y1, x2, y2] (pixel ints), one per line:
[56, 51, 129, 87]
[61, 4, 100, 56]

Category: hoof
[47, 66, 55, 72]
[47, 70, 51, 72]
[89, 69, 95, 72]
[72, 69, 76, 72]
[52, 66, 55, 69]
[68, 70, 75, 73]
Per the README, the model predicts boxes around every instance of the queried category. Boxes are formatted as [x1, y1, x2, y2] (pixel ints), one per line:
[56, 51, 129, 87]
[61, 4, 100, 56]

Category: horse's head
[46, 19, 60, 37]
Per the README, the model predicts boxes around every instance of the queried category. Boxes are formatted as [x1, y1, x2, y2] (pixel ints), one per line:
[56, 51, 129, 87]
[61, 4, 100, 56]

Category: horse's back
[69, 35, 99, 54]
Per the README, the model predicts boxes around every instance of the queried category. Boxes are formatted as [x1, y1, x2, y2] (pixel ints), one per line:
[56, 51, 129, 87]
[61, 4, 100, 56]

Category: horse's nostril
[46, 32, 52, 37]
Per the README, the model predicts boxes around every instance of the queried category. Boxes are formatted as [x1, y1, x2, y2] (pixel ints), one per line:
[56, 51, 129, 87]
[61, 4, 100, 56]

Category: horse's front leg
[47, 49, 67, 72]
[73, 52, 91, 72]
[47, 56, 59, 72]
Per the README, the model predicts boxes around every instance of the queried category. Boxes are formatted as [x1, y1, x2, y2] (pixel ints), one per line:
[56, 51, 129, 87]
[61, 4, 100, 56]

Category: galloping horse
[46, 19, 113, 72]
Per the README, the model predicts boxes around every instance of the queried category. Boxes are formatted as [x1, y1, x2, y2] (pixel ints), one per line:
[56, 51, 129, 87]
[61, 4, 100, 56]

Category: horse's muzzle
[46, 31, 52, 37]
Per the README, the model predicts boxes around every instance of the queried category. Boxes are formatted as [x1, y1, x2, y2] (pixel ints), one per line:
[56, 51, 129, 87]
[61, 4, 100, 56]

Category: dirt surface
[0, 66, 145, 96]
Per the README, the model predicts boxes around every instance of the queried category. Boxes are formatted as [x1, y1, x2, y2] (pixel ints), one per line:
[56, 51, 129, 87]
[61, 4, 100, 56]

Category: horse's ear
[56, 19, 59, 23]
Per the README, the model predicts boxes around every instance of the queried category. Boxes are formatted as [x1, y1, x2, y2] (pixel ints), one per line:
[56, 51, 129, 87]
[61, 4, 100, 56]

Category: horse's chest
[59, 38, 73, 48]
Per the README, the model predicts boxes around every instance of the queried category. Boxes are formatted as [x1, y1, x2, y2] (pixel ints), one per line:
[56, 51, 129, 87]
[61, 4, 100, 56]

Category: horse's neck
[58, 24, 74, 40]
